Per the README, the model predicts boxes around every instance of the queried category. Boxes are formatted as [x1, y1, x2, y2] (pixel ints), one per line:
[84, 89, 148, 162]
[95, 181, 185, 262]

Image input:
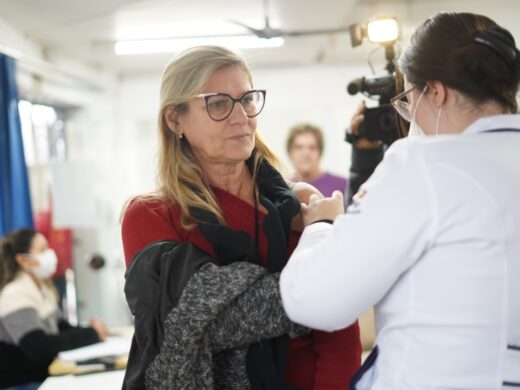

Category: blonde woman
[121, 46, 361, 389]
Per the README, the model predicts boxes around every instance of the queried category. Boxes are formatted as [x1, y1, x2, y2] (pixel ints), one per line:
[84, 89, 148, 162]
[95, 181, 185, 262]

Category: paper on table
[58, 336, 131, 362]
[39, 371, 125, 390]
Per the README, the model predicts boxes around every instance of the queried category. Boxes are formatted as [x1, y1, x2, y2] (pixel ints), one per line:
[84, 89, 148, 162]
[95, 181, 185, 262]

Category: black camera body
[347, 74, 398, 145]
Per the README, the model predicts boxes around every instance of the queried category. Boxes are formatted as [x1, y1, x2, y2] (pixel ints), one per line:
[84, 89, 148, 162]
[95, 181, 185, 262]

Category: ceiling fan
[112, 0, 351, 55]
[229, 0, 349, 39]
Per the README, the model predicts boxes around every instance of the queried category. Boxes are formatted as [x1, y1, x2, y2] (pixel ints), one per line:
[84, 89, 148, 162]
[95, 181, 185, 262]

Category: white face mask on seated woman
[23, 249, 58, 279]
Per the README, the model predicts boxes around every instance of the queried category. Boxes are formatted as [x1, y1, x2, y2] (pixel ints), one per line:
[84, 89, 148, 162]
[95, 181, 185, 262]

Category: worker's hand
[301, 191, 345, 227]
[348, 101, 382, 149]
[291, 181, 322, 204]
[90, 318, 109, 342]
[290, 182, 324, 232]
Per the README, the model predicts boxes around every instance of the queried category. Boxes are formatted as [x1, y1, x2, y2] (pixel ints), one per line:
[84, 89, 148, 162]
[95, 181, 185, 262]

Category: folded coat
[124, 240, 307, 390]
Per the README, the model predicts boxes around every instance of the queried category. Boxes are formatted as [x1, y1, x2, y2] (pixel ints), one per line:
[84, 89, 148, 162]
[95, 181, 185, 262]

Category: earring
[178, 132, 183, 139]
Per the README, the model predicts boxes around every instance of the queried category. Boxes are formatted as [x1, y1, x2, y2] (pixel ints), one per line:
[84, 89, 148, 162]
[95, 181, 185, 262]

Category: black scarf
[191, 155, 301, 390]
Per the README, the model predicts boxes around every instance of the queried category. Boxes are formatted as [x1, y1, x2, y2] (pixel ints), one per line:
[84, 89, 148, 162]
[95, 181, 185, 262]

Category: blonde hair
[156, 46, 280, 229]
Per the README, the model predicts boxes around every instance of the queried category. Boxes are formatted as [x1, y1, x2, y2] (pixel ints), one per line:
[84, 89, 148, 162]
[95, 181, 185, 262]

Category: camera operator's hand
[348, 101, 383, 149]
[301, 191, 345, 227]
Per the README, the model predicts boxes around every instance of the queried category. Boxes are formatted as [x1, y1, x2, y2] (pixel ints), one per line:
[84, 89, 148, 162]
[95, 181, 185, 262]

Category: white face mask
[30, 249, 58, 279]
[408, 86, 428, 137]
[408, 120, 425, 137]
[408, 85, 443, 137]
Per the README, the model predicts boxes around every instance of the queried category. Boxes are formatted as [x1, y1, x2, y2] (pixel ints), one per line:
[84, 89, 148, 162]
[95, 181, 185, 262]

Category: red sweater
[122, 189, 361, 390]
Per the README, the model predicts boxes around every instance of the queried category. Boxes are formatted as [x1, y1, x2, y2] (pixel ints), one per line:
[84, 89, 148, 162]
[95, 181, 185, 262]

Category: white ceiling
[1, 0, 520, 76]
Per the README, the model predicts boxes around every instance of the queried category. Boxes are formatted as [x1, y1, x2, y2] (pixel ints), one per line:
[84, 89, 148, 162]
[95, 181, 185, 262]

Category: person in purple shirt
[286, 123, 348, 197]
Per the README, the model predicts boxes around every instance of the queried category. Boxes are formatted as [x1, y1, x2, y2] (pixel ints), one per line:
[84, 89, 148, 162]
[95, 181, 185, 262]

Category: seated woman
[121, 45, 361, 389]
[0, 228, 108, 389]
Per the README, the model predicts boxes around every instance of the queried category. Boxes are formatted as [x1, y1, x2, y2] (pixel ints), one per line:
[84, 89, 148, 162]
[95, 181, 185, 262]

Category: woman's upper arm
[121, 198, 181, 265]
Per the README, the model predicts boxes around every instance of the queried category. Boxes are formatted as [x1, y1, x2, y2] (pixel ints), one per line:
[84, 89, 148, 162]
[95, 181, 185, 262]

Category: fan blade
[228, 20, 266, 37]
[228, 19, 285, 39]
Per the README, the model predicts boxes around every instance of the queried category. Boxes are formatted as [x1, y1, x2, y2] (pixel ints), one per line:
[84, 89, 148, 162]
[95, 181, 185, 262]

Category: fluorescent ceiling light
[116, 21, 246, 40]
[115, 36, 284, 55]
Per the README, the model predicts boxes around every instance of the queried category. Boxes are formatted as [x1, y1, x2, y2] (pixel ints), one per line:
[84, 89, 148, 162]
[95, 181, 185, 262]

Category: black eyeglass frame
[196, 89, 266, 121]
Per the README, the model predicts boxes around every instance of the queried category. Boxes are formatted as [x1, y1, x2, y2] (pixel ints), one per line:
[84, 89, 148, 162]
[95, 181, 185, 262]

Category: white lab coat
[280, 114, 520, 389]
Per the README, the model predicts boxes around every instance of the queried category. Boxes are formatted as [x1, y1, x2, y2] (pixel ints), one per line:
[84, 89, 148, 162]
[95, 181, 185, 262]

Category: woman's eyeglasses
[391, 85, 429, 122]
[196, 89, 266, 121]
[390, 86, 416, 122]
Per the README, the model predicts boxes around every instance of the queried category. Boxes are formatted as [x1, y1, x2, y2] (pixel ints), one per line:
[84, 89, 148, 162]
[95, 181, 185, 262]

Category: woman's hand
[301, 191, 345, 227]
[290, 182, 323, 231]
[90, 318, 109, 342]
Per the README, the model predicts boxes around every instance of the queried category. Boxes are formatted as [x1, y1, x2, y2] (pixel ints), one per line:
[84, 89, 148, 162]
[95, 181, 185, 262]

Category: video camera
[347, 74, 397, 144]
[346, 18, 402, 145]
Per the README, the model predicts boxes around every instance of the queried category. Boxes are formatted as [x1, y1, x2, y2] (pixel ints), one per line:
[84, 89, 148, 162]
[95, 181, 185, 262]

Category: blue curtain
[0, 54, 33, 237]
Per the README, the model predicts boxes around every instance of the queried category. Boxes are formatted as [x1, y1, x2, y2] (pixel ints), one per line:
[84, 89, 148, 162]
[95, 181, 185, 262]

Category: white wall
[253, 63, 371, 176]
[113, 74, 161, 197]
[63, 90, 132, 327]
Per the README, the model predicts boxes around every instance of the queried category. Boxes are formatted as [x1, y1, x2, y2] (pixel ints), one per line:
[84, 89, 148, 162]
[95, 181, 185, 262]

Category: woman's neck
[202, 160, 252, 198]
[447, 99, 510, 134]
[23, 269, 43, 290]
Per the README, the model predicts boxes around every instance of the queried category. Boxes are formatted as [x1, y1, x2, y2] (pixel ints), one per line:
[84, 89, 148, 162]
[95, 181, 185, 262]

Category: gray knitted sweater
[145, 261, 307, 389]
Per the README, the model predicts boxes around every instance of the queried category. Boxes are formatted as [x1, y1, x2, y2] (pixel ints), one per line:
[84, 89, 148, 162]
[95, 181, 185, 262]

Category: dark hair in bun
[400, 12, 520, 112]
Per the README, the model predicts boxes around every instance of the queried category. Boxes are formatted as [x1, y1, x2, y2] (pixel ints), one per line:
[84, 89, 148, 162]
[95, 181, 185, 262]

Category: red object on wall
[34, 210, 73, 277]
[49, 229, 73, 277]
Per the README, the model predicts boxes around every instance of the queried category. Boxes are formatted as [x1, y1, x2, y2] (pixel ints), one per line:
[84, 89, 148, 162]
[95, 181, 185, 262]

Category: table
[40, 326, 133, 389]
[39, 370, 125, 390]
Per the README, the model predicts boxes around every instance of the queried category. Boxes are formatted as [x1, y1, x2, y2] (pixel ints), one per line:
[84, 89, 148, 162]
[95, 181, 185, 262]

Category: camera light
[367, 18, 399, 44]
